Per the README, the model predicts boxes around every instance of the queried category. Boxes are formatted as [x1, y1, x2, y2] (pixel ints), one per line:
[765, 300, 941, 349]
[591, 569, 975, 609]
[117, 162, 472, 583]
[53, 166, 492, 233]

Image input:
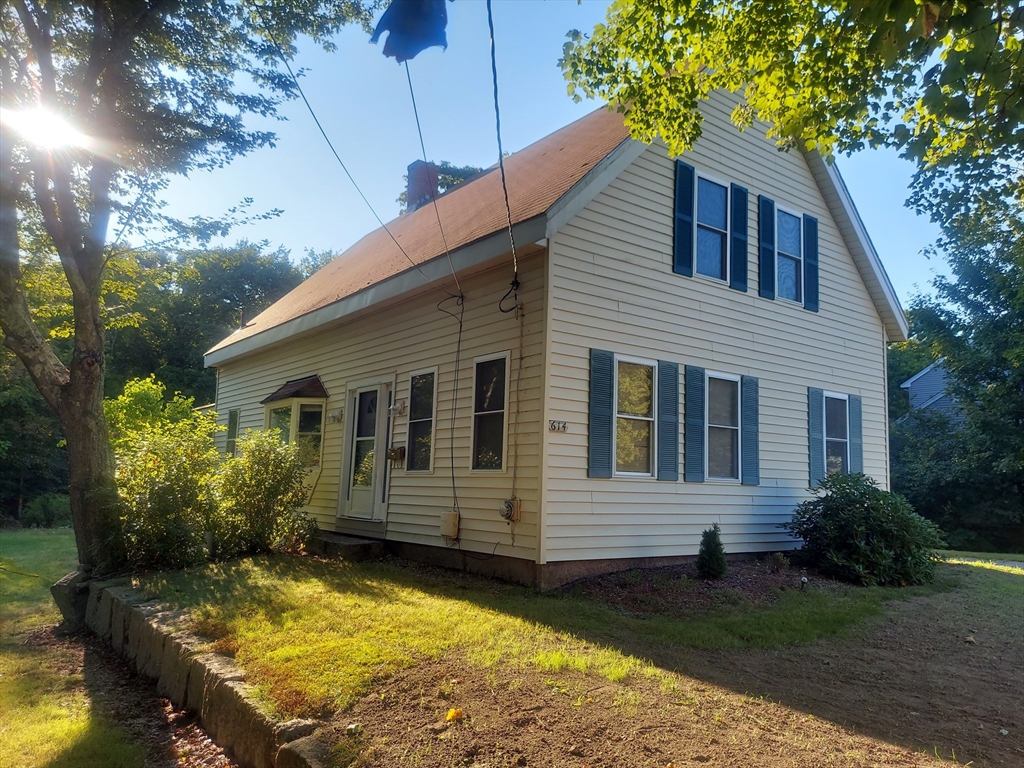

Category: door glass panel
[352, 440, 374, 487]
[357, 390, 377, 438]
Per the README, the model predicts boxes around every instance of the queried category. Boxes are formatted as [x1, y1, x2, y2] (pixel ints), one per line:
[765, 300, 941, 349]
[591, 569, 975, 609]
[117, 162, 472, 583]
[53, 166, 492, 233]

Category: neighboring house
[206, 92, 908, 588]
[899, 358, 962, 419]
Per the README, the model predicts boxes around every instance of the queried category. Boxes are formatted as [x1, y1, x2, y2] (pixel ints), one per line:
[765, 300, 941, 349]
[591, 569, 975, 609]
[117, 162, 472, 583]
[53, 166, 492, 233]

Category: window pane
[296, 434, 322, 466]
[825, 397, 848, 439]
[410, 372, 434, 420]
[826, 439, 848, 475]
[616, 417, 652, 473]
[696, 227, 727, 280]
[408, 419, 432, 471]
[617, 362, 653, 417]
[298, 404, 323, 434]
[475, 358, 506, 413]
[352, 439, 374, 486]
[357, 390, 377, 438]
[697, 178, 727, 230]
[707, 377, 738, 427]
[778, 211, 801, 257]
[778, 253, 801, 301]
[708, 426, 738, 478]
[269, 407, 291, 442]
[473, 411, 504, 469]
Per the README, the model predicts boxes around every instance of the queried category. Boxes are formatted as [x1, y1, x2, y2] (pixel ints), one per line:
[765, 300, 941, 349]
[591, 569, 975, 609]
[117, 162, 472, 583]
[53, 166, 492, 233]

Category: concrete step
[310, 532, 385, 562]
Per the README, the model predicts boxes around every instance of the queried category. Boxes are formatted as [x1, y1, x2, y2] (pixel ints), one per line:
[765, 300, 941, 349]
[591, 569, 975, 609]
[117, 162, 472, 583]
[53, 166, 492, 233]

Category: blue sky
[160, 0, 944, 307]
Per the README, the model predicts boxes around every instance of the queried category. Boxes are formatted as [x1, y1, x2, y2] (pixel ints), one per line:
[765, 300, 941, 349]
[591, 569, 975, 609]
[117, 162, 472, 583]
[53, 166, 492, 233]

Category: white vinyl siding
[542, 89, 889, 563]
[215, 254, 545, 560]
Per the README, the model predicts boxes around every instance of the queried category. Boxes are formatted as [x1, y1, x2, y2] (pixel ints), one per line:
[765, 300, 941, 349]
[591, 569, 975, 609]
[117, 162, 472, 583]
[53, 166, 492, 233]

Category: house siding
[542, 92, 890, 563]
[214, 254, 545, 561]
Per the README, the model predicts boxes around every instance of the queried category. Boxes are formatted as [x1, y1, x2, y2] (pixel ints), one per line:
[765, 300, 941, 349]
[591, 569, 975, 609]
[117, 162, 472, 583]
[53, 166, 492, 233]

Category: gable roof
[207, 106, 908, 365]
[206, 108, 637, 363]
[900, 358, 946, 390]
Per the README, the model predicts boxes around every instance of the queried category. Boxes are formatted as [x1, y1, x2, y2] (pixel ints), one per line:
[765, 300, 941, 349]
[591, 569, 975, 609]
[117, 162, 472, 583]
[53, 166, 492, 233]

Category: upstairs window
[777, 209, 803, 303]
[407, 369, 436, 472]
[696, 177, 729, 281]
[472, 354, 508, 470]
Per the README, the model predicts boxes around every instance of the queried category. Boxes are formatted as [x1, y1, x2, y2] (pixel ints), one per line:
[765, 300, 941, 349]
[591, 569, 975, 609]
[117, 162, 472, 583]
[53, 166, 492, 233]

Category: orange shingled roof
[208, 107, 631, 355]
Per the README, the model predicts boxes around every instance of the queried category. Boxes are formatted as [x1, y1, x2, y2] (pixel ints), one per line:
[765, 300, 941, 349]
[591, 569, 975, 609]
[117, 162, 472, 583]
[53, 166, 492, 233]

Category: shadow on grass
[149, 553, 1024, 767]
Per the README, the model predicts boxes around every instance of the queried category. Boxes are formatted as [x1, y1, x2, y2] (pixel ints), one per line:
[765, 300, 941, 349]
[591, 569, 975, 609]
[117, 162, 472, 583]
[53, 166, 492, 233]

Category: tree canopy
[560, 0, 1023, 220]
[0, 1, 376, 570]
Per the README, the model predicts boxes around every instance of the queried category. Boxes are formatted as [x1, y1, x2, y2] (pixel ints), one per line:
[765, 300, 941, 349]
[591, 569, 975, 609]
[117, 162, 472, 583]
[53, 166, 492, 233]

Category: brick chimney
[406, 160, 439, 212]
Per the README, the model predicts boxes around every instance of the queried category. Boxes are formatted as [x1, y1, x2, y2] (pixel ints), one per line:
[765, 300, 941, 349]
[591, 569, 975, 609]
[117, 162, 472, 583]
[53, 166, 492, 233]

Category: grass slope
[144, 555, 954, 720]
[0, 529, 144, 768]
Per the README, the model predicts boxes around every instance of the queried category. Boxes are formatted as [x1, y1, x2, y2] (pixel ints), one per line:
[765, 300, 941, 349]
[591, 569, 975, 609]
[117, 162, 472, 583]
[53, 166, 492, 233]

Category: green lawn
[941, 549, 1024, 563]
[0, 529, 145, 768]
[142, 554, 954, 720]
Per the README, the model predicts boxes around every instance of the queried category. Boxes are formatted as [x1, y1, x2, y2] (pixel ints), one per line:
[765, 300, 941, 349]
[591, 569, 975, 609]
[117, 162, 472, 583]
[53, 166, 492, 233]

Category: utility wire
[404, 61, 463, 297]
[486, 0, 519, 279]
[250, 1, 456, 299]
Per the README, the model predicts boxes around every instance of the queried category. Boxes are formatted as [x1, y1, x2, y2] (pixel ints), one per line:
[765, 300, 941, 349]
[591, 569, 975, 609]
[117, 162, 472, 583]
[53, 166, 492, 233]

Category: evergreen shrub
[696, 523, 728, 579]
[783, 473, 945, 586]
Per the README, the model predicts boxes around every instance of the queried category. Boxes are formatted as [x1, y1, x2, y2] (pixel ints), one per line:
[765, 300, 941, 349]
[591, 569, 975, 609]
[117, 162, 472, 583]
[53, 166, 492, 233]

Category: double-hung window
[706, 373, 740, 480]
[615, 358, 657, 475]
[472, 353, 508, 470]
[824, 393, 849, 475]
[225, 409, 240, 456]
[696, 177, 729, 281]
[406, 369, 436, 472]
[777, 208, 803, 303]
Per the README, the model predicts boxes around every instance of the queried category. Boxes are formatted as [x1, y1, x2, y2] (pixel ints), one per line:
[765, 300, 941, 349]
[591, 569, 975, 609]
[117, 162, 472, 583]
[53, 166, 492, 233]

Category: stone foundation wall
[82, 578, 329, 768]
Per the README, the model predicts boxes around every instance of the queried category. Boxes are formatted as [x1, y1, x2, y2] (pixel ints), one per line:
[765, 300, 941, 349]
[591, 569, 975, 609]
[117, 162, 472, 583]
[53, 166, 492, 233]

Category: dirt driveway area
[324, 564, 1023, 768]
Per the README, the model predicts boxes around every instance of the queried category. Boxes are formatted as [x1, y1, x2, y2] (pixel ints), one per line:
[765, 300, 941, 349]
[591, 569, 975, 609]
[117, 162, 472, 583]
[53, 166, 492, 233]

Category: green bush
[216, 430, 316, 556]
[115, 414, 221, 570]
[21, 494, 72, 528]
[696, 523, 728, 579]
[782, 473, 945, 586]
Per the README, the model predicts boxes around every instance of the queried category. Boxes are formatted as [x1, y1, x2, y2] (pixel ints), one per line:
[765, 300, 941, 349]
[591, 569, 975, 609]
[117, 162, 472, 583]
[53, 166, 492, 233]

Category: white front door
[344, 382, 391, 520]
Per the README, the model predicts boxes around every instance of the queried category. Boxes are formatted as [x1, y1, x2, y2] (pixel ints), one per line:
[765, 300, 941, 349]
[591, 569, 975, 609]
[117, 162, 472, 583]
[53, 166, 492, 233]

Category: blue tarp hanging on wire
[370, 0, 451, 63]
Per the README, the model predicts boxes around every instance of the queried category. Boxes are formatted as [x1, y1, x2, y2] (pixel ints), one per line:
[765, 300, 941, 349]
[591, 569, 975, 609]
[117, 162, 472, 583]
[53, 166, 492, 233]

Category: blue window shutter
[803, 214, 819, 312]
[657, 361, 679, 481]
[808, 387, 825, 487]
[741, 376, 759, 486]
[758, 196, 776, 300]
[684, 365, 705, 482]
[589, 349, 614, 478]
[673, 161, 695, 277]
[729, 184, 749, 292]
[849, 395, 863, 473]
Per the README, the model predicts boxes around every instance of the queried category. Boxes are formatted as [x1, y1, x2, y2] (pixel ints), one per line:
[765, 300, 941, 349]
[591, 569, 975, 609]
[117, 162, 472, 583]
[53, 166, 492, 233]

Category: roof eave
[802, 150, 910, 343]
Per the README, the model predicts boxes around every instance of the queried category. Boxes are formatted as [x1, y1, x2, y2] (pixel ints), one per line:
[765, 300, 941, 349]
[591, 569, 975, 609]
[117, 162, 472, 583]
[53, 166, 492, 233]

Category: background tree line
[0, 241, 333, 521]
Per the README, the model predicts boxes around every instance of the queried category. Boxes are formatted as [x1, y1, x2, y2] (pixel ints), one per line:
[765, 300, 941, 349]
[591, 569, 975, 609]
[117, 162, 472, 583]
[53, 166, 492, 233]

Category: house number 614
[549, 420, 568, 432]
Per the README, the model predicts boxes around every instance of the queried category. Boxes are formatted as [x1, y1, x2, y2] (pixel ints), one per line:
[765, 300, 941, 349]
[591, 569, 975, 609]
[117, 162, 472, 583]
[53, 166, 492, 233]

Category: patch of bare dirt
[319, 563, 1023, 768]
[26, 625, 237, 768]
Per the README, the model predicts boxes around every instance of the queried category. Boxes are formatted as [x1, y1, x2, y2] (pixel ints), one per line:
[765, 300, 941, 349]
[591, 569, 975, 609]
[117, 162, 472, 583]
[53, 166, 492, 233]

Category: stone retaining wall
[82, 578, 329, 768]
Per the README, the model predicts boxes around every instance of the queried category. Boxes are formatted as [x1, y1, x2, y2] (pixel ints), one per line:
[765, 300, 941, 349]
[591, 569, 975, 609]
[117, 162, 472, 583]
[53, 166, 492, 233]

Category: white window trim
[693, 172, 731, 284]
[263, 398, 327, 466]
[470, 351, 510, 473]
[823, 390, 850, 476]
[405, 366, 438, 473]
[613, 354, 658, 478]
[775, 204, 804, 305]
[705, 370, 742, 482]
